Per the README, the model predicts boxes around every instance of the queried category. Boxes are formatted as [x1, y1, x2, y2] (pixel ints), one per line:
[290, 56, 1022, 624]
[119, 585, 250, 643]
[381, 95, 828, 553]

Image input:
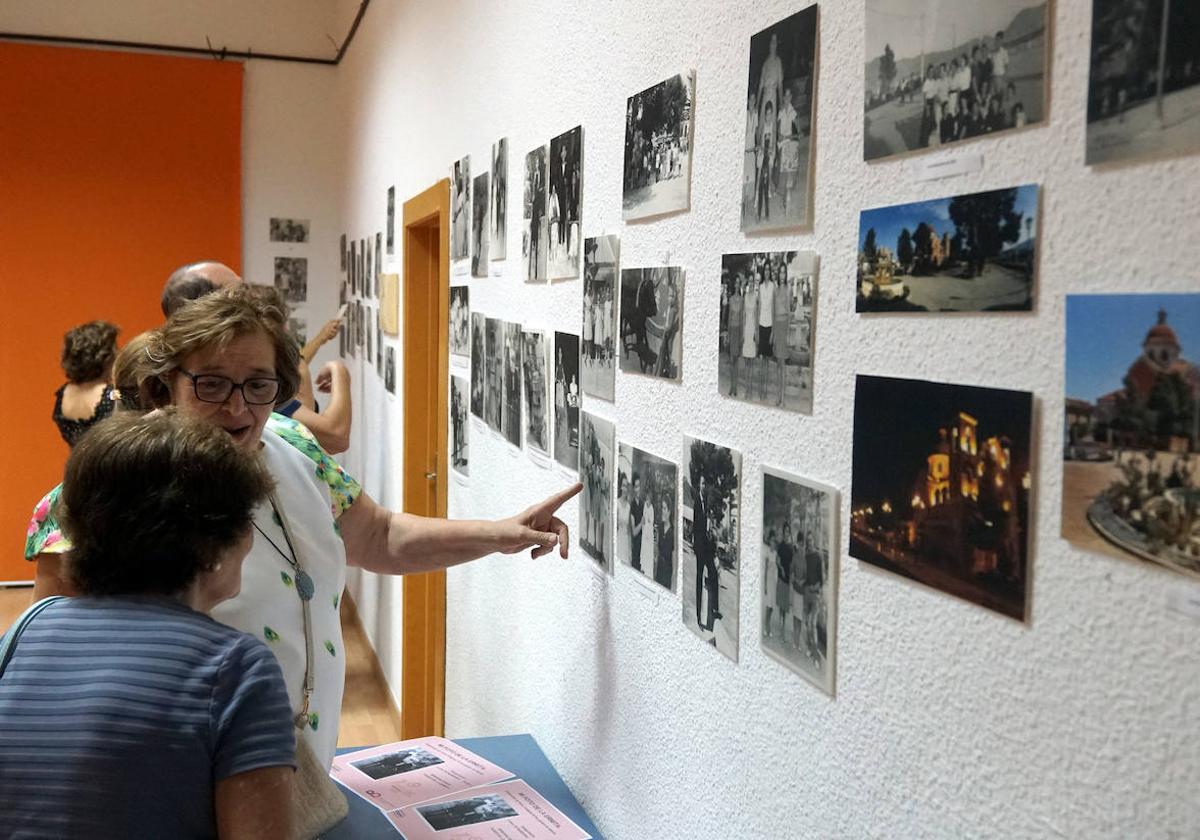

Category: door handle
[424, 471, 437, 480]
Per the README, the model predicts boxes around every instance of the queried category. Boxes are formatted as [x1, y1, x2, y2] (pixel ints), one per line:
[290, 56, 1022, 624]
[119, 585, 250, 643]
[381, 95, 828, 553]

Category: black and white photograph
[491, 137, 508, 260]
[624, 71, 694, 221]
[582, 235, 619, 401]
[269, 217, 309, 242]
[349, 239, 357, 295]
[502, 320, 522, 449]
[616, 443, 678, 592]
[681, 435, 742, 662]
[857, 184, 1038, 313]
[359, 238, 366, 295]
[375, 309, 383, 376]
[743, 6, 818, 231]
[287, 315, 307, 347]
[273, 256, 307, 304]
[449, 285, 470, 360]
[521, 329, 550, 458]
[485, 317, 503, 433]
[417, 794, 518, 832]
[522, 144, 548, 282]
[579, 410, 615, 574]
[553, 331, 580, 471]
[761, 466, 838, 695]
[340, 233, 347, 271]
[619, 267, 684, 380]
[351, 747, 443, 781]
[386, 185, 395, 255]
[472, 171, 490, 278]
[547, 125, 583, 280]
[863, 0, 1048, 161]
[719, 250, 817, 412]
[367, 236, 374, 297]
[384, 346, 396, 394]
[470, 313, 486, 420]
[451, 155, 471, 261]
[1086, 0, 1200, 166]
[451, 375, 469, 476]
[366, 304, 373, 364]
[375, 232, 382, 295]
[356, 301, 365, 350]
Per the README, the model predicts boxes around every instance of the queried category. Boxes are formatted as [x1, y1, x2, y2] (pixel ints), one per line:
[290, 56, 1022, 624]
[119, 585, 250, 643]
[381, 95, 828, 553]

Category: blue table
[322, 734, 604, 839]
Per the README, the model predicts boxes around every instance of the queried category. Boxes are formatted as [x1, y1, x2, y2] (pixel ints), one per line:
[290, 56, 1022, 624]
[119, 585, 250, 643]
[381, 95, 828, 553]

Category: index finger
[534, 482, 582, 515]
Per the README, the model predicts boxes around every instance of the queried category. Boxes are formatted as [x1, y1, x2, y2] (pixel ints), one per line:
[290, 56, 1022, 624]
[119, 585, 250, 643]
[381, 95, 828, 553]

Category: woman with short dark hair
[53, 320, 120, 446]
[0, 409, 294, 838]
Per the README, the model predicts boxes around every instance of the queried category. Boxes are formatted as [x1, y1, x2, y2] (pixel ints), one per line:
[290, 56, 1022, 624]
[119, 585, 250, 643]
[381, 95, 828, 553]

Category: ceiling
[0, 0, 367, 63]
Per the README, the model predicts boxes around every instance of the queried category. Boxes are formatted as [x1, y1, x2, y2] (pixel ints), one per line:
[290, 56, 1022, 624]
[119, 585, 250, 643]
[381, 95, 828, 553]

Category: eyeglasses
[177, 369, 281, 405]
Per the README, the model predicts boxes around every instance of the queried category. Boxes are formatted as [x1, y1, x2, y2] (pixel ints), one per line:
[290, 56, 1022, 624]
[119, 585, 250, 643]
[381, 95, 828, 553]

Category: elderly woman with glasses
[25, 284, 580, 781]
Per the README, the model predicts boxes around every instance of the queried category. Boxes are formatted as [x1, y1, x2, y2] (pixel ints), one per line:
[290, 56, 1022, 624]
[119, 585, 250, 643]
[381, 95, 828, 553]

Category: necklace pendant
[295, 569, 315, 602]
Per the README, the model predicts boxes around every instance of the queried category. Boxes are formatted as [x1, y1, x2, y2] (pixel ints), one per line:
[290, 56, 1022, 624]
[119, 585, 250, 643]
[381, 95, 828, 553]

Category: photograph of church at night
[850, 375, 1033, 620]
[1063, 294, 1200, 579]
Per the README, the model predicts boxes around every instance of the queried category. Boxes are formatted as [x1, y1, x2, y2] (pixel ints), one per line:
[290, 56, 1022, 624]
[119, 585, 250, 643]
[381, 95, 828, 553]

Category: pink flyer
[330, 737, 515, 812]
[385, 779, 593, 839]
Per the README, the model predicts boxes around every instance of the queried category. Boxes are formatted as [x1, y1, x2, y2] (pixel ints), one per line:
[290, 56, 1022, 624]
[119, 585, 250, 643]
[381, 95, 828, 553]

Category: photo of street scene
[857, 184, 1038, 313]
[850, 374, 1033, 621]
[1063, 294, 1200, 579]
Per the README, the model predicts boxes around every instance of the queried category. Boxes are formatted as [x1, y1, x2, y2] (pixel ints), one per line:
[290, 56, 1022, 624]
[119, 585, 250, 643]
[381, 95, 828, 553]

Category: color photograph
[522, 329, 550, 458]
[681, 435, 742, 662]
[580, 410, 615, 574]
[548, 125, 583, 280]
[553, 331, 580, 471]
[857, 184, 1038, 313]
[451, 155, 471, 261]
[472, 172, 490, 278]
[719, 250, 816, 412]
[451, 374, 469, 476]
[850, 374, 1033, 621]
[742, 6, 818, 231]
[617, 442, 678, 592]
[582, 235, 619, 401]
[619, 267, 684, 380]
[522, 144, 548, 282]
[624, 71, 693, 220]
[1086, 0, 1200, 165]
[863, 0, 1048, 161]
[491, 137, 508, 260]
[1063, 294, 1200, 579]
[761, 466, 837, 695]
[470, 312, 485, 420]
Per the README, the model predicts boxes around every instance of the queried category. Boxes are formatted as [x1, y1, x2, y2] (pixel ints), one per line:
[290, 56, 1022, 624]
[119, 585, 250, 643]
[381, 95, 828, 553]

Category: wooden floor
[0, 586, 401, 747]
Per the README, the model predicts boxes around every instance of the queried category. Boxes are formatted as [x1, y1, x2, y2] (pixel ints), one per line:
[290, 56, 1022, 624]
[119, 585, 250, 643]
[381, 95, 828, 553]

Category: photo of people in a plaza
[548, 126, 583, 280]
[451, 155, 470, 260]
[522, 144, 548, 282]
[351, 747, 443, 781]
[449, 285, 469, 360]
[502, 321, 522, 449]
[491, 137, 508, 260]
[521, 329, 550, 457]
[471, 172, 490, 278]
[619, 267, 684, 381]
[863, 0, 1048, 161]
[451, 374, 469, 476]
[719, 250, 816, 413]
[850, 374, 1033, 621]
[1063, 294, 1200, 580]
[624, 71, 693, 220]
[761, 466, 837, 695]
[617, 443, 678, 592]
[857, 184, 1038, 313]
[553, 331, 580, 471]
[579, 411, 615, 574]
[681, 435, 742, 662]
[582, 235, 619, 401]
[485, 317, 503, 434]
[742, 5, 818, 231]
[470, 313, 485, 420]
[1086, 0, 1200, 165]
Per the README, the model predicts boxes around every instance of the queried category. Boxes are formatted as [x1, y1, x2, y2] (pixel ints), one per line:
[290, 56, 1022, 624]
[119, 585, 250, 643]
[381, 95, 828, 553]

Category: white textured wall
[324, 1, 1200, 837]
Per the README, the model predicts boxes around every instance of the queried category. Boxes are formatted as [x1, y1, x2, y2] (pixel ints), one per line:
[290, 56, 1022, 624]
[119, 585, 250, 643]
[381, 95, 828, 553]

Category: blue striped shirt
[0, 596, 295, 839]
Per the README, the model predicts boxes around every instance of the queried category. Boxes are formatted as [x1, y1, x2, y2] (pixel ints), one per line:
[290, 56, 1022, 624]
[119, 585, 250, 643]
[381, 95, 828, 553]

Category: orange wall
[0, 44, 242, 581]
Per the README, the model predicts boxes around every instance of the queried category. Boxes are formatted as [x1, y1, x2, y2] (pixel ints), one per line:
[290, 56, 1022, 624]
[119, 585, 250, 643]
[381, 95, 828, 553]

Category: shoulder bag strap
[0, 595, 67, 680]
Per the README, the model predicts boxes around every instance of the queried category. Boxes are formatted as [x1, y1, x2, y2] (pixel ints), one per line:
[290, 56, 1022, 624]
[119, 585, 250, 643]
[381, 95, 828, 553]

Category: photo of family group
[742, 5, 818, 231]
[857, 184, 1039, 313]
[273, 256, 307, 304]
[761, 466, 837, 695]
[624, 71, 693, 221]
[680, 435, 742, 661]
[616, 443, 678, 592]
[451, 155, 470, 261]
[471, 171, 490, 277]
[470, 313, 485, 420]
[719, 250, 817, 413]
[451, 374, 469, 476]
[521, 328, 550, 458]
[579, 411, 615, 573]
[449, 285, 469, 360]
[582, 235, 619, 401]
[548, 126, 583, 280]
[269, 217, 309, 243]
[553, 331, 580, 471]
[863, 0, 1048, 161]
[619, 267, 684, 381]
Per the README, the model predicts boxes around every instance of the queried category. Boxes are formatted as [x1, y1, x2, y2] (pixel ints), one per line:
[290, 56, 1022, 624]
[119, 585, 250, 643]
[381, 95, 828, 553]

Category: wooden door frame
[399, 179, 450, 738]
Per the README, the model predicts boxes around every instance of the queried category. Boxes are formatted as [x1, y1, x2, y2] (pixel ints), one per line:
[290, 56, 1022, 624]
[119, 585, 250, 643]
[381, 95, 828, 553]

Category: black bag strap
[0, 596, 66, 679]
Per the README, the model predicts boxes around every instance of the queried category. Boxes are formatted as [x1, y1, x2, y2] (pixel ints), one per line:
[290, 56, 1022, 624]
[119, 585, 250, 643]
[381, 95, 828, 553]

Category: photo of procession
[1086, 0, 1200, 165]
[857, 184, 1038, 313]
[1063, 294, 1200, 579]
[616, 443, 678, 592]
[742, 5, 818, 231]
[863, 0, 1048, 161]
[681, 435, 742, 661]
[582, 235, 619, 401]
[850, 375, 1033, 621]
[761, 467, 837, 695]
[719, 250, 817, 412]
[623, 71, 693, 220]
[619, 267, 684, 381]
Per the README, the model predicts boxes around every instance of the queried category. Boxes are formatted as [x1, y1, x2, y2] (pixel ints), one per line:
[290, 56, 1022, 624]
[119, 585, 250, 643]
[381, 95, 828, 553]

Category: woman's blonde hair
[134, 284, 300, 409]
